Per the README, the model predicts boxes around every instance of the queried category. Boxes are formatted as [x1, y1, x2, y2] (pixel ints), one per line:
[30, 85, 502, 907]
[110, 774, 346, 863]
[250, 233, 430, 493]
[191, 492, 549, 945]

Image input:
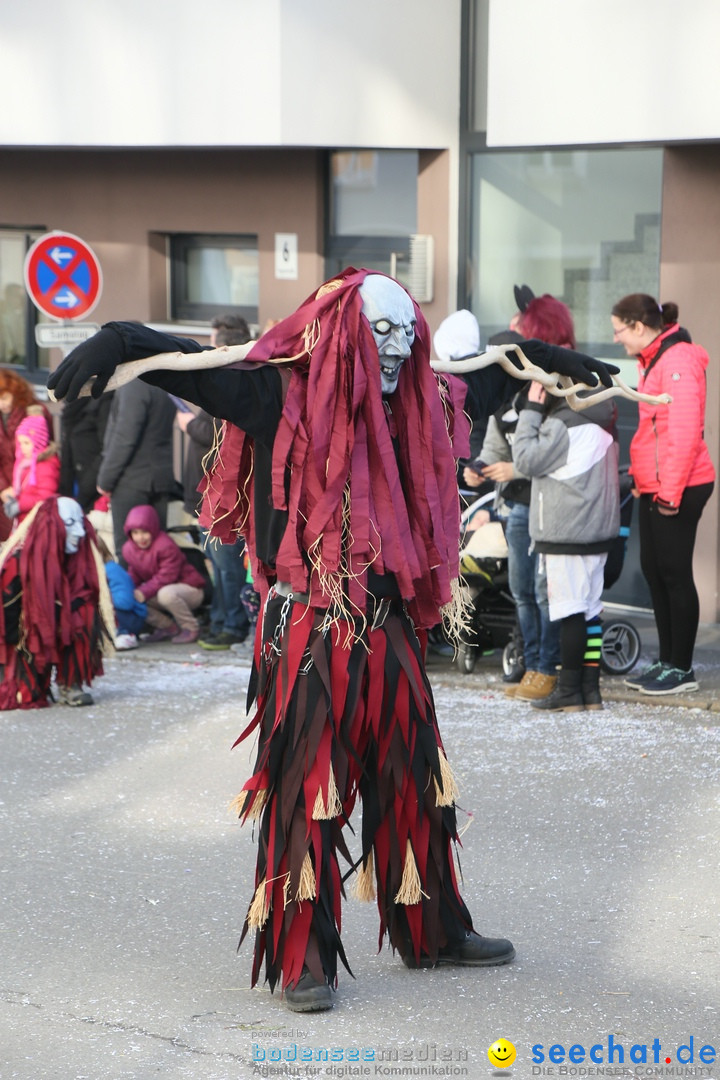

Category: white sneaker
[115, 633, 139, 651]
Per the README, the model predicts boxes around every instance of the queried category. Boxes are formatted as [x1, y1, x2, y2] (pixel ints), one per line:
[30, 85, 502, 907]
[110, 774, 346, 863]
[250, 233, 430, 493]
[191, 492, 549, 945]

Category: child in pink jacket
[121, 504, 206, 644]
[0, 411, 60, 525]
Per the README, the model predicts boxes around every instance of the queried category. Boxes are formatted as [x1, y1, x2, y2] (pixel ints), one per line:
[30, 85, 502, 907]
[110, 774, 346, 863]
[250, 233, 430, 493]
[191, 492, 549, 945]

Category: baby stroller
[456, 474, 642, 677]
[590, 468, 642, 677]
[455, 492, 518, 674]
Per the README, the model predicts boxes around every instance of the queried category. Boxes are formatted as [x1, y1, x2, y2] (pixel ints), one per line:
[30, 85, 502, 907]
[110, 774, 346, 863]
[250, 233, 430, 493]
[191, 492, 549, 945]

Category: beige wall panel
[0, 149, 325, 333]
[661, 149, 720, 622]
[417, 150, 451, 336]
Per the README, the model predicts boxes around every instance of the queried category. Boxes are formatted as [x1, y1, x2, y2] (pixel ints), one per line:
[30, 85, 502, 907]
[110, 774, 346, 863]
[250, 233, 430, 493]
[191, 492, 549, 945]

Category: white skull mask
[57, 496, 86, 554]
[359, 275, 416, 395]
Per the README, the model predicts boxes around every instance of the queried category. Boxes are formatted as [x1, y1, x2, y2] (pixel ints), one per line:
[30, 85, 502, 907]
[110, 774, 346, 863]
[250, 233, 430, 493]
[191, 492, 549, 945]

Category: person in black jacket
[59, 393, 113, 511]
[96, 378, 179, 561]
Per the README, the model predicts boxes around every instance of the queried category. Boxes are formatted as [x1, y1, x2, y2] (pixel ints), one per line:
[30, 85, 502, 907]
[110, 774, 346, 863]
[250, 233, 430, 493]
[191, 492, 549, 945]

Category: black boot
[402, 931, 515, 968]
[581, 665, 603, 711]
[284, 967, 333, 1012]
[531, 668, 584, 712]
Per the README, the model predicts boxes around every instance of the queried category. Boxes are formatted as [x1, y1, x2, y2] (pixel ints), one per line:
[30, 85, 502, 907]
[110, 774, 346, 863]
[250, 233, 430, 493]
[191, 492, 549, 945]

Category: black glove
[47, 326, 127, 402]
[509, 339, 620, 389]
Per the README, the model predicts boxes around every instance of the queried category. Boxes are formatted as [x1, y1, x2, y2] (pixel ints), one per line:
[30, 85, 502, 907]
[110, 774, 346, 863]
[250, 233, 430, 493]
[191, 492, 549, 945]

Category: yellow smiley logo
[488, 1039, 516, 1069]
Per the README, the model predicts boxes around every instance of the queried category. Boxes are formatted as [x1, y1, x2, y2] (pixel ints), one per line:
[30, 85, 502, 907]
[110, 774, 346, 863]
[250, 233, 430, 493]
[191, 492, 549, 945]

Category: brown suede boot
[505, 670, 538, 698]
[516, 670, 557, 701]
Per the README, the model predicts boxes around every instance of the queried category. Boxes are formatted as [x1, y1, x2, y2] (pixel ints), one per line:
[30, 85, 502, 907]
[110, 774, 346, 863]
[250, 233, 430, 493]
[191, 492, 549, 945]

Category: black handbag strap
[642, 327, 691, 379]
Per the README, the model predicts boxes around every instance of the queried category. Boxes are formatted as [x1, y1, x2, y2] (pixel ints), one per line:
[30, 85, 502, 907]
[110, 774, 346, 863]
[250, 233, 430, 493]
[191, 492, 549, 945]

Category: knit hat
[433, 309, 480, 362]
[16, 414, 50, 454]
[13, 413, 50, 492]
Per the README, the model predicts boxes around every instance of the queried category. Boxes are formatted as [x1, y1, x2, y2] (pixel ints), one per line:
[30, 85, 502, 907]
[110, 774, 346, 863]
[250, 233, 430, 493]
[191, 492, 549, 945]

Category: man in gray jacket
[512, 380, 620, 711]
[97, 379, 178, 561]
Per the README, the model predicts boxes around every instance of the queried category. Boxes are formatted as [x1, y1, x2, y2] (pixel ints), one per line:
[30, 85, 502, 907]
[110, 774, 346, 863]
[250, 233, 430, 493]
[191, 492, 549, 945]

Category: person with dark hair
[611, 293, 715, 695]
[210, 312, 251, 338]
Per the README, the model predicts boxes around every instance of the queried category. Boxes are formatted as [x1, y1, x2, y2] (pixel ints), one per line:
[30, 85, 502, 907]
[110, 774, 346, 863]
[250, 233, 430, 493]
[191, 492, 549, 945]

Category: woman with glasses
[610, 293, 715, 695]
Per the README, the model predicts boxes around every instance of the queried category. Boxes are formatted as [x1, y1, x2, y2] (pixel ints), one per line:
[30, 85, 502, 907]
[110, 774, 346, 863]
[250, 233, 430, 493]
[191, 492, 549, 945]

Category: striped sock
[584, 617, 603, 667]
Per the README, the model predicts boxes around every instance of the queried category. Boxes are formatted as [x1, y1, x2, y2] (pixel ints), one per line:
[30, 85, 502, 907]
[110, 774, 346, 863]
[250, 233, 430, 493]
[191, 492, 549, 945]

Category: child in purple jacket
[121, 504, 206, 644]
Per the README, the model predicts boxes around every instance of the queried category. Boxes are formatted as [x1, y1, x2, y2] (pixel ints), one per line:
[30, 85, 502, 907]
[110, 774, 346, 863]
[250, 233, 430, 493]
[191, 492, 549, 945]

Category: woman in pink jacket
[611, 293, 715, 696]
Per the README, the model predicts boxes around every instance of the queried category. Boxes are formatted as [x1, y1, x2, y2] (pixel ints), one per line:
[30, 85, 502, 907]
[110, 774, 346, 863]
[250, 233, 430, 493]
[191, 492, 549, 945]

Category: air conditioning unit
[390, 235, 435, 304]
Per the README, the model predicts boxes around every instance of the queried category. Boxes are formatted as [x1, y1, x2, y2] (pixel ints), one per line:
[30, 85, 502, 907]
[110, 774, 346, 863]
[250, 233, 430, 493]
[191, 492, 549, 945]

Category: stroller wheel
[456, 640, 477, 674]
[601, 619, 642, 675]
[502, 638, 523, 679]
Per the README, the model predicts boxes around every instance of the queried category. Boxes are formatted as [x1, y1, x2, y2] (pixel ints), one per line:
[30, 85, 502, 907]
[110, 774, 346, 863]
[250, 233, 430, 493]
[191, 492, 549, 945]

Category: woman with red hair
[517, 293, 576, 350]
[0, 369, 54, 540]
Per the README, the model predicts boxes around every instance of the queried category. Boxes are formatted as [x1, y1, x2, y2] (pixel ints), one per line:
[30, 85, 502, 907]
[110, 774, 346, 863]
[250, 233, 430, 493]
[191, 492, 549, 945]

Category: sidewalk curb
[111, 641, 720, 712]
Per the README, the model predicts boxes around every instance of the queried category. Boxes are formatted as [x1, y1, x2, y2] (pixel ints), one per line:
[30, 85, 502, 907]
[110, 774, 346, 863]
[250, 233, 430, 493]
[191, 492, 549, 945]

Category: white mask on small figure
[57, 496, 86, 554]
[359, 275, 416, 395]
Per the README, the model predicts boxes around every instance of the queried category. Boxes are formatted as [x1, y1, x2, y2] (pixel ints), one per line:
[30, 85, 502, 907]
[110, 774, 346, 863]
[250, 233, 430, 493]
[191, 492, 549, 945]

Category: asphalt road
[2, 652, 719, 1079]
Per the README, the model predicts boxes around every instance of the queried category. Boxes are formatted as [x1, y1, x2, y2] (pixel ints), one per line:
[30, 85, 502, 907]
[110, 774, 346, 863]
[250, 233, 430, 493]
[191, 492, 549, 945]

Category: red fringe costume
[0, 499, 110, 709]
[196, 269, 475, 993]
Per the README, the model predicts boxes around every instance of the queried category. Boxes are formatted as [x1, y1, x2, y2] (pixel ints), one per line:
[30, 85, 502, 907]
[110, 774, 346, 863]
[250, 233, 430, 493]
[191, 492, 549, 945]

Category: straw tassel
[229, 788, 267, 820]
[295, 851, 317, 902]
[228, 791, 247, 816]
[312, 767, 342, 820]
[394, 840, 429, 906]
[352, 851, 376, 902]
[247, 878, 270, 929]
[433, 749, 460, 807]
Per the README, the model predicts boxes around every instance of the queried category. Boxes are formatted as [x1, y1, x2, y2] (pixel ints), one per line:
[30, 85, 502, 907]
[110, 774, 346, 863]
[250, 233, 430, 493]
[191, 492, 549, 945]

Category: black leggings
[637, 483, 714, 671]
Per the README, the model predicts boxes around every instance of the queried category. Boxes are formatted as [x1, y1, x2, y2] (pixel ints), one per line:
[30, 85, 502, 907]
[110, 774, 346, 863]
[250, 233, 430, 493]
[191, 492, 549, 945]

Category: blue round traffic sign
[24, 231, 103, 321]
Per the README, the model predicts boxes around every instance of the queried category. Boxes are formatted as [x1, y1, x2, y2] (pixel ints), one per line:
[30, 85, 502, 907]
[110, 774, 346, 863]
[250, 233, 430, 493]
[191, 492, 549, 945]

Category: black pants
[637, 483, 714, 671]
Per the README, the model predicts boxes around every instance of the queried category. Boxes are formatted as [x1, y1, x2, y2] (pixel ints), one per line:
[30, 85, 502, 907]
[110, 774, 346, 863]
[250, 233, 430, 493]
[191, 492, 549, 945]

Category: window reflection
[468, 148, 663, 356]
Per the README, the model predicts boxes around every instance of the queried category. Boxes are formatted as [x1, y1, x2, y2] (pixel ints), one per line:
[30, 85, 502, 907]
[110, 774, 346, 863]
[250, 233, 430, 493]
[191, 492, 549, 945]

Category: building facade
[1, 0, 718, 616]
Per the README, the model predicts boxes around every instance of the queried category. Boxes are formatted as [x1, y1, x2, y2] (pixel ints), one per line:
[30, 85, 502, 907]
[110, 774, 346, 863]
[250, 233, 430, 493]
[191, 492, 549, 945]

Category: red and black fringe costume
[198, 268, 474, 993]
[0, 499, 110, 709]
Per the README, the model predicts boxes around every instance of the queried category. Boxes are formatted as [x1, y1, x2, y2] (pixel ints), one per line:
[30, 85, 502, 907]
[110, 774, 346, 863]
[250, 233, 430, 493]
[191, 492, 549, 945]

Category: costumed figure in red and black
[0, 496, 114, 709]
[47, 268, 521, 1011]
